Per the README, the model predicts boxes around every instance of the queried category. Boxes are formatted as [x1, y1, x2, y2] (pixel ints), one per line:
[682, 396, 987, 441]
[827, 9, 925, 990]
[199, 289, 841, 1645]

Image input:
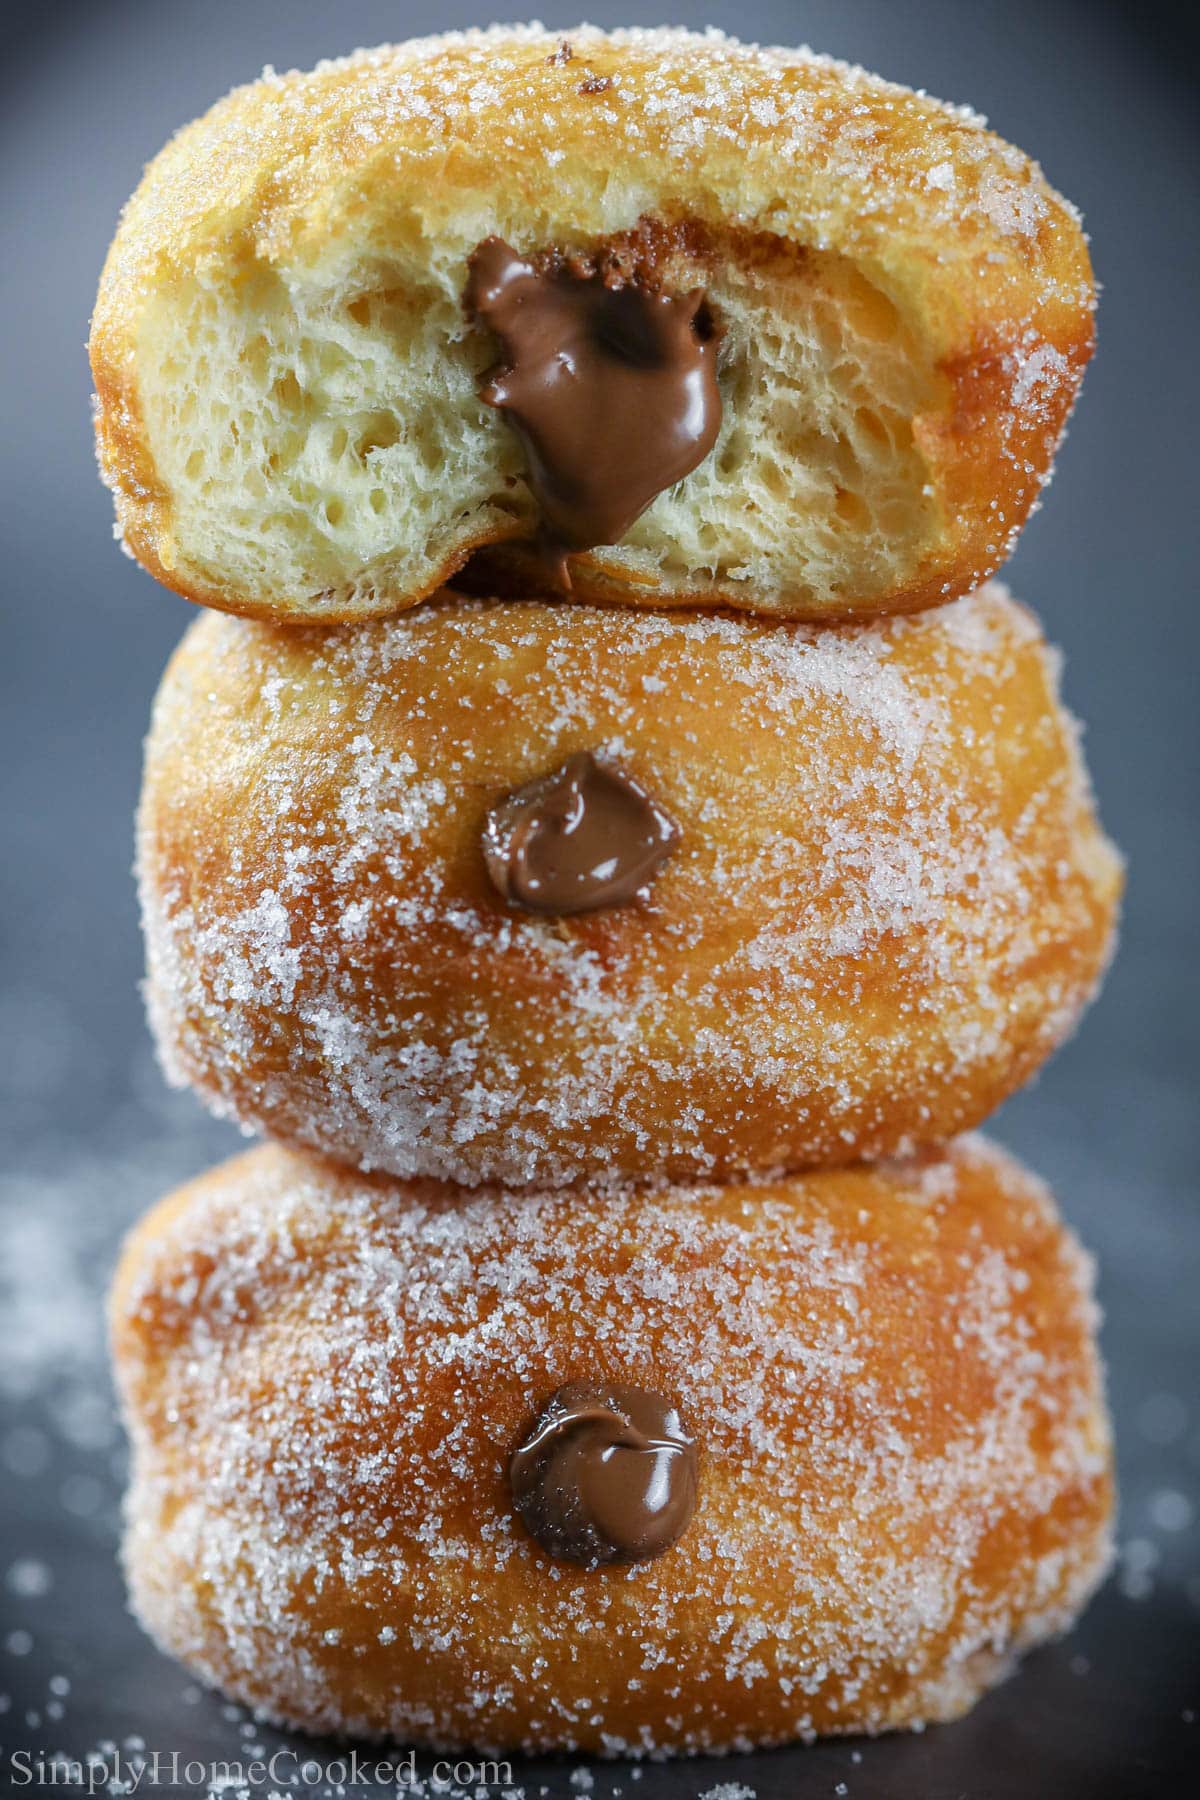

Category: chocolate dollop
[511, 1381, 698, 1568]
[463, 237, 722, 576]
[482, 750, 679, 916]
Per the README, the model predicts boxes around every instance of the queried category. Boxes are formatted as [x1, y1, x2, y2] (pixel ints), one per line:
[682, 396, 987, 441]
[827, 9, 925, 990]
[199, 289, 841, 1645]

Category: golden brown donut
[90, 25, 1093, 625]
[110, 1135, 1113, 1754]
[137, 583, 1120, 1189]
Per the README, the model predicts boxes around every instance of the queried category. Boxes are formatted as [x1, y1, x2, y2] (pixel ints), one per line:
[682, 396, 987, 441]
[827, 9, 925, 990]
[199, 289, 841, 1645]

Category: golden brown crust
[91, 25, 1093, 622]
[110, 1136, 1113, 1754]
[137, 584, 1121, 1188]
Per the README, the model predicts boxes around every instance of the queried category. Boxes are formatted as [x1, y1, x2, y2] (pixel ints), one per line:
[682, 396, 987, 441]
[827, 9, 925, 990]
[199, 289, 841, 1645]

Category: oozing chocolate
[510, 1381, 698, 1568]
[482, 750, 679, 915]
[464, 237, 721, 578]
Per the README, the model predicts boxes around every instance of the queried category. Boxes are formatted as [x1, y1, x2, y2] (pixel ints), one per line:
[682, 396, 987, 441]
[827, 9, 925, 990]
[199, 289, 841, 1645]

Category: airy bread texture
[110, 1136, 1113, 1754]
[91, 25, 1094, 623]
[137, 584, 1120, 1189]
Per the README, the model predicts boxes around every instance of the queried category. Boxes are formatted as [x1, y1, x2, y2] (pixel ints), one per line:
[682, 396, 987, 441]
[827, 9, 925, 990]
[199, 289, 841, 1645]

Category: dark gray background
[1, 2, 1197, 1796]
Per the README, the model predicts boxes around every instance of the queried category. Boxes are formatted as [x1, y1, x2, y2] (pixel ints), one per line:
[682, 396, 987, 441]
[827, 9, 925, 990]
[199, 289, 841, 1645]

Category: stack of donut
[95, 27, 1121, 1758]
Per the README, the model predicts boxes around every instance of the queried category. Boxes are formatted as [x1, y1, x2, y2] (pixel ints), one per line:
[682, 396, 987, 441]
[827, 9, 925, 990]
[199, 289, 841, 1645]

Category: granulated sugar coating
[138, 584, 1120, 1188]
[110, 1135, 1113, 1756]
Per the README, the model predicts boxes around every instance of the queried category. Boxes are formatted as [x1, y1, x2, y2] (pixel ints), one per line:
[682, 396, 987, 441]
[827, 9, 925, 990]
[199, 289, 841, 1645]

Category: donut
[137, 582, 1121, 1189]
[109, 1135, 1113, 1755]
[90, 25, 1093, 625]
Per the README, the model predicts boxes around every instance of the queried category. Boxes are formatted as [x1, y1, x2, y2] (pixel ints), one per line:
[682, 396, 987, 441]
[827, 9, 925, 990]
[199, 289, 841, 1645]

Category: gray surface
[0, 1, 1197, 1795]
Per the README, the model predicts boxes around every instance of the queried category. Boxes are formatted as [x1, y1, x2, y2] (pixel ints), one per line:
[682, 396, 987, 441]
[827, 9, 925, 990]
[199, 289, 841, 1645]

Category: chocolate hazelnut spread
[464, 237, 722, 578]
[510, 1381, 698, 1568]
[482, 750, 679, 915]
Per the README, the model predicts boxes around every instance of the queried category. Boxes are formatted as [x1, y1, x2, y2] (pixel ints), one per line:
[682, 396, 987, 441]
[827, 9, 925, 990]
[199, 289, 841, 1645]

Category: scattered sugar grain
[5, 1557, 52, 1597]
[1148, 1488, 1194, 1533]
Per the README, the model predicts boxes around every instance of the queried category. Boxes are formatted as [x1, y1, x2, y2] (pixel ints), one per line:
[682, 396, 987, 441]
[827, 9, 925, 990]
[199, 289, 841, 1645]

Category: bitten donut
[110, 1136, 1113, 1755]
[138, 583, 1121, 1189]
[90, 25, 1093, 624]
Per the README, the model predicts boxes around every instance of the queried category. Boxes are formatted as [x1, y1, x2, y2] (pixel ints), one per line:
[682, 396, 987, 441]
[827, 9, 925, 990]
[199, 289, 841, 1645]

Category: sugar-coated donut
[110, 1135, 1113, 1755]
[138, 583, 1120, 1189]
[90, 25, 1093, 625]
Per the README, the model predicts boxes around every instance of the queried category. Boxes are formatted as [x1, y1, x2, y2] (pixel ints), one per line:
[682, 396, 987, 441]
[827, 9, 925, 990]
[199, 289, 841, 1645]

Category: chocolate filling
[464, 236, 722, 582]
[482, 750, 679, 916]
[511, 1381, 698, 1568]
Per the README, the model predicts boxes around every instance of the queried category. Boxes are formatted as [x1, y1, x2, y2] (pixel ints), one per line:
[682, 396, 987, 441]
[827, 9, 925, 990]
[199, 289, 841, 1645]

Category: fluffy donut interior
[137, 214, 943, 613]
